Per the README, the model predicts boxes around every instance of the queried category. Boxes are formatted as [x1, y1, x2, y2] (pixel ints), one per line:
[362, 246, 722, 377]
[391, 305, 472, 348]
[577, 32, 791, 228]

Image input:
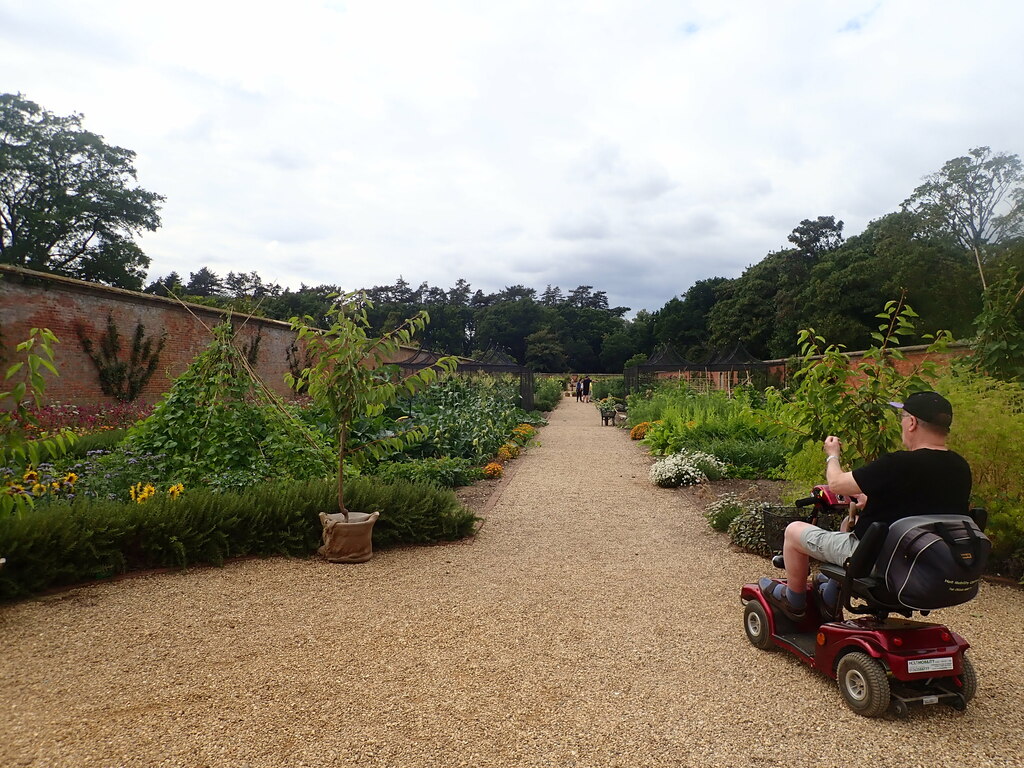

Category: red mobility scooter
[740, 487, 990, 718]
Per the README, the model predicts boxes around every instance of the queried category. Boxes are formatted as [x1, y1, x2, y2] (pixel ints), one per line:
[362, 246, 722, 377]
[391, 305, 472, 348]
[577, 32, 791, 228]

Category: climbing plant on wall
[76, 313, 167, 402]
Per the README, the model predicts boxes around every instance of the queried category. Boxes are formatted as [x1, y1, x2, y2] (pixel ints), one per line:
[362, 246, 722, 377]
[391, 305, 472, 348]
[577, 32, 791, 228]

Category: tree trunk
[337, 424, 348, 521]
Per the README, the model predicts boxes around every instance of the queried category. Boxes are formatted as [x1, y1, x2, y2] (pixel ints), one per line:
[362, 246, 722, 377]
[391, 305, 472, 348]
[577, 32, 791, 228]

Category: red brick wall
[763, 343, 970, 386]
[1, 266, 299, 408]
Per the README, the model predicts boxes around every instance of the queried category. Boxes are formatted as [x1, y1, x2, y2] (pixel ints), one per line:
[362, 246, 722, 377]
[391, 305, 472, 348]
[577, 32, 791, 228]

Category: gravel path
[2, 399, 1024, 767]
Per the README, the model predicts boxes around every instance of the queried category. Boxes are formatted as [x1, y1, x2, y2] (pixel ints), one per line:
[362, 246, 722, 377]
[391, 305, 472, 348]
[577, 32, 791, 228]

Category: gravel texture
[2, 399, 1024, 767]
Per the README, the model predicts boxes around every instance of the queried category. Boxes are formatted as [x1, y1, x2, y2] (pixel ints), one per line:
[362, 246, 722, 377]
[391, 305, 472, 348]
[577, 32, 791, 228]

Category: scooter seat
[821, 506, 988, 619]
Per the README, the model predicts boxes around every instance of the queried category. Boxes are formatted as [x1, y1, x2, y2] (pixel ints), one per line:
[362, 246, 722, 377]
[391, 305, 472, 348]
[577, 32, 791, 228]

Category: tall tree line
[140, 147, 1024, 372]
[2, 92, 1019, 373]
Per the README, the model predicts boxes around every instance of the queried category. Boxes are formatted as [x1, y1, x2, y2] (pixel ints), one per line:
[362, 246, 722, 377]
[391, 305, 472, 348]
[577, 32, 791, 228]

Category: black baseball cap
[888, 391, 953, 428]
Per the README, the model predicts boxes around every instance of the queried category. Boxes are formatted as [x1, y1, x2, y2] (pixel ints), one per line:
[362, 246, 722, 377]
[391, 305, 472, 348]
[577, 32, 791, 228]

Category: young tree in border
[287, 292, 459, 521]
[1, 326, 76, 515]
[0, 93, 164, 290]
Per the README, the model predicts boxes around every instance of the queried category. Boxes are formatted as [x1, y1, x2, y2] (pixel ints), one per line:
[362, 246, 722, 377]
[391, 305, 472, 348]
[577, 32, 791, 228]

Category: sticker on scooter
[907, 657, 954, 674]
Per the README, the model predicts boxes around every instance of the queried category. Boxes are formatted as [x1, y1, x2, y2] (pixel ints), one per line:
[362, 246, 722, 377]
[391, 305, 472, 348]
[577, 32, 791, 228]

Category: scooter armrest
[846, 522, 887, 578]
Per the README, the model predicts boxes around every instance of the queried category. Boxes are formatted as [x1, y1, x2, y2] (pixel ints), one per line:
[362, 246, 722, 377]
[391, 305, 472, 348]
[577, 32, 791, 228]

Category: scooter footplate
[776, 632, 818, 657]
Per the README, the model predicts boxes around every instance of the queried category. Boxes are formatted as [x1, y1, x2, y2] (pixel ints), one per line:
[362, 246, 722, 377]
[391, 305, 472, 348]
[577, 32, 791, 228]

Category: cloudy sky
[2, 1, 1022, 314]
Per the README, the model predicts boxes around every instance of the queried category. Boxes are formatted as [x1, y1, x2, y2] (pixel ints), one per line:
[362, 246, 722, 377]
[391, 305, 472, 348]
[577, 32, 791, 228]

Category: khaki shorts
[800, 527, 859, 566]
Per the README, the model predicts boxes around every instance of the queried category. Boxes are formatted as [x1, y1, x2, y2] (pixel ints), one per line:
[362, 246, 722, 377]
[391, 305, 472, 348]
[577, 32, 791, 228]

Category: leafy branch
[780, 296, 953, 464]
[1, 327, 76, 514]
[288, 291, 459, 519]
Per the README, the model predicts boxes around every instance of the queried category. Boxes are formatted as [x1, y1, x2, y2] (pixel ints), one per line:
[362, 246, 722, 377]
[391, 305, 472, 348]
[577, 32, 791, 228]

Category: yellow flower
[22, 469, 39, 483]
[130, 482, 156, 503]
[63, 472, 78, 484]
[32, 483, 47, 496]
[168, 483, 185, 499]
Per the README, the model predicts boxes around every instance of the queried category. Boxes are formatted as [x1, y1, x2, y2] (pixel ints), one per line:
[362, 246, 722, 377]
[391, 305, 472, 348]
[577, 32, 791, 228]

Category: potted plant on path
[288, 292, 458, 563]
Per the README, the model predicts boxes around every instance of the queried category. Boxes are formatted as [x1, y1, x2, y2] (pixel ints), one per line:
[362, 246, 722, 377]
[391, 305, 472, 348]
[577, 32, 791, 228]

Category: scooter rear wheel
[836, 652, 890, 718]
[743, 601, 773, 650]
[957, 654, 977, 705]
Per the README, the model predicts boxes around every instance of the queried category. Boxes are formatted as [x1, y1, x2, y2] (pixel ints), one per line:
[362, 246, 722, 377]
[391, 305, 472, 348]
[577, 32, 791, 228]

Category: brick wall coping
[0, 264, 293, 331]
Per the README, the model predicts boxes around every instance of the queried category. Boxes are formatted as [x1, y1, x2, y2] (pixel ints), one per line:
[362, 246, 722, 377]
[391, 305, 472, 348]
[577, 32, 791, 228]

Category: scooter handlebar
[795, 496, 816, 507]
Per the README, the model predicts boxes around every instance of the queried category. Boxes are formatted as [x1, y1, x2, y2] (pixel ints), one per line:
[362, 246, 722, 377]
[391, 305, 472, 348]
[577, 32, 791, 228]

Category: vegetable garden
[0, 302, 550, 599]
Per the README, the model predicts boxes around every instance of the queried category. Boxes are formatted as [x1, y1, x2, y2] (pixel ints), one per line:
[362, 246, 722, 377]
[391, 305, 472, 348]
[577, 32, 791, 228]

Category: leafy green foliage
[0, 327, 76, 514]
[370, 457, 483, 488]
[127, 321, 332, 487]
[940, 370, 1024, 579]
[777, 298, 952, 472]
[532, 376, 563, 412]
[727, 506, 771, 556]
[402, 376, 531, 462]
[0, 93, 164, 289]
[703, 492, 746, 532]
[50, 448, 166, 502]
[62, 428, 127, 458]
[591, 376, 625, 400]
[76, 313, 167, 401]
[288, 292, 459, 517]
[970, 269, 1024, 382]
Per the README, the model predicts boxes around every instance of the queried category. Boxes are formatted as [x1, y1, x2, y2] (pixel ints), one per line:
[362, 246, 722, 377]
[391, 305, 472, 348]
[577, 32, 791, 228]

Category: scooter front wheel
[836, 652, 890, 718]
[743, 601, 773, 650]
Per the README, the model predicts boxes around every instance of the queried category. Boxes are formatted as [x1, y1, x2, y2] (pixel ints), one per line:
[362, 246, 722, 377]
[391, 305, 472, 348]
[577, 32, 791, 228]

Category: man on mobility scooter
[743, 391, 990, 717]
[765, 391, 971, 620]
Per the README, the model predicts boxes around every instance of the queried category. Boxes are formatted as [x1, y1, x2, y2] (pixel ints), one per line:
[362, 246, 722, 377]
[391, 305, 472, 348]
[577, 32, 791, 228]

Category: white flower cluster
[649, 450, 727, 488]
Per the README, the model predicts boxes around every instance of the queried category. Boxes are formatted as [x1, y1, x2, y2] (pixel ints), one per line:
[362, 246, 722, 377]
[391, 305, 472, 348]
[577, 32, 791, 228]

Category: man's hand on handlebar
[839, 494, 866, 532]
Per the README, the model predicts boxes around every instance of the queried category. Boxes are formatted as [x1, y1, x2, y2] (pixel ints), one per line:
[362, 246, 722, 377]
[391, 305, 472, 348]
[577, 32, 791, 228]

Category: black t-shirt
[850, 449, 972, 538]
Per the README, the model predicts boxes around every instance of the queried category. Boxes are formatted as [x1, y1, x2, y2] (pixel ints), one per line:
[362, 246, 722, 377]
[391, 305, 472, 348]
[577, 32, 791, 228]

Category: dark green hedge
[0, 477, 479, 600]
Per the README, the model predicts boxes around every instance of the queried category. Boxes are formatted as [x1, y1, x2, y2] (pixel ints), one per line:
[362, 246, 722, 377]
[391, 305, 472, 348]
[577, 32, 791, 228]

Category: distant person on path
[581, 375, 592, 403]
[575, 378, 583, 402]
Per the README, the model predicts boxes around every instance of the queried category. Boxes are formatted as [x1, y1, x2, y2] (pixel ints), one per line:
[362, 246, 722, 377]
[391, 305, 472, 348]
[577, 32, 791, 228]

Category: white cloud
[1, 0, 1023, 314]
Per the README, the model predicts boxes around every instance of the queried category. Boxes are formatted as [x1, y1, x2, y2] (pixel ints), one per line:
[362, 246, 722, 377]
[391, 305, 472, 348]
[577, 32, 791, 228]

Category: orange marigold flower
[483, 462, 504, 479]
[497, 443, 520, 462]
[630, 422, 652, 440]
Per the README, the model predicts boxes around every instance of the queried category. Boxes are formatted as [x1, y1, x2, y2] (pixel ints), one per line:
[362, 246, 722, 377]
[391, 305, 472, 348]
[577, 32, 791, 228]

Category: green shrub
[64, 428, 127, 458]
[371, 457, 483, 488]
[0, 476, 478, 600]
[347, 478, 478, 547]
[727, 506, 771, 556]
[686, 437, 787, 480]
[636, 385, 771, 452]
[703, 492, 746, 532]
[533, 377, 563, 412]
[591, 377, 624, 400]
[940, 370, 1024, 580]
[126, 322, 334, 486]
[405, 377, 531, 461]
